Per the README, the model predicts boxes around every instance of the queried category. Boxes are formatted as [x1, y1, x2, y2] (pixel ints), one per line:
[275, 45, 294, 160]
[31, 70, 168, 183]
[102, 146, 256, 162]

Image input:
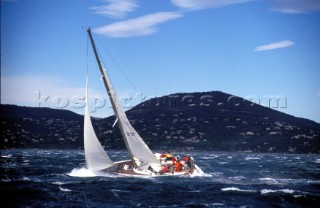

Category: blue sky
[1, 0, 320, 123]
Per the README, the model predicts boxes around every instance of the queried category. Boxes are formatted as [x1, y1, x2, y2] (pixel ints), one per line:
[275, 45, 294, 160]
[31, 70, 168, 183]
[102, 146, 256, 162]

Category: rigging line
[93, 37, 130, 111]
[86, 32, 89, 109]
[96, 38, 138, 92]
[86, 32, 89, 79]
[90, 33, 119, 95]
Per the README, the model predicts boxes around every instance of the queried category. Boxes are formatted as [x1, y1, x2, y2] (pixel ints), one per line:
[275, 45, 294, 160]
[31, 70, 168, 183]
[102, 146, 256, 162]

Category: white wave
[68, 168, 101, 177]
[67, 167, 118, 178]
[222, 187, 255, 192]
[245, 157, 261, 160]
[22, 177, 31, 181]
[52, 181, 66, 185]
[261, 189, 295, 195]
[259, 177, 279, 184]
[307, 180, 320, 184]
[278, 189, 295, 194]
[20, 176, 42, 183]
[208, 203, 225, 206]
[1, 178, 12, 182]
[261, 189, 277, 194]
[202, 156, 214, 159]
[315, 159, 320, 164]
[210, 172, 223, 176]
[275, 156, 288, 160]
[59, 187, 72, 192]
[187, 190, 201, 193]
[1, 155, 12, 158]
[189, 173, 212, 178]
[229, 176, 246, 180]
[110, 189, 130, 193]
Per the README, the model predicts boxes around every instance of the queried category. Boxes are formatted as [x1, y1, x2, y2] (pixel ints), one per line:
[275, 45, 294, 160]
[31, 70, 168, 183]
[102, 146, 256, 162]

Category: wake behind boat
[83, 28, 204, 177]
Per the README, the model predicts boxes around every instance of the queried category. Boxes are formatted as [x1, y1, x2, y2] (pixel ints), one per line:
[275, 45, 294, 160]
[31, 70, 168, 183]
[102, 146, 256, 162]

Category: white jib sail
[84, 76, 114, 171]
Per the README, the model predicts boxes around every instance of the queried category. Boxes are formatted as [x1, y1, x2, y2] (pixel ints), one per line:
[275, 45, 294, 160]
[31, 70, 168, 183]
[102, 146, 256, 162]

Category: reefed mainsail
[84, 76, 114, 171]
[87, 28, 159, 168]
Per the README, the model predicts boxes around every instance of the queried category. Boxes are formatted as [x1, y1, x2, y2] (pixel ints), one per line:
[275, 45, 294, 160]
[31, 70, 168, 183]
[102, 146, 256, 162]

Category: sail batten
[84, 75, 114, 171]
[87, 29, 159, 168]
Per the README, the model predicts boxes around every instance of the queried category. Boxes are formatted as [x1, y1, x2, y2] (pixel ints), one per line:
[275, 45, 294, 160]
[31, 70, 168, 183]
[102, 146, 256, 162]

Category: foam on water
[261, 189, 295, 195]
[52, 181, 66, 185]
[222, 187, 256, 192]
[229, 176, 246, 180]
[189, 172, 212, 178]
[68, 167, 117, 178]
[202, 156, 215, 159]
[245, 156, 261, 160]
[22, 177, 31, 181]
[59, 187, 72, 192]
[259, 177, 279, 184]
[1, 155, 12, 158]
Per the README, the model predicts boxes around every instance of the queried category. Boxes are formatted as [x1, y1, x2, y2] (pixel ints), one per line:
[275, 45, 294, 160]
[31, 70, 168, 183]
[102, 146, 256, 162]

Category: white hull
[102, 159, 204, 177]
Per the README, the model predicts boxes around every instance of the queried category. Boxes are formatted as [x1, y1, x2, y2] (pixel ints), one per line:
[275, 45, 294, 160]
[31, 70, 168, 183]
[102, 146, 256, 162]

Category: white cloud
[0, 75, 145, 117]
[271, 0, 320, 14]
[93, 12, 183, 38]
[90, 0, 138, 18]
[1, 76, 85, 105]
[255, 40, 295, 52]
[171, 0, 252, 10]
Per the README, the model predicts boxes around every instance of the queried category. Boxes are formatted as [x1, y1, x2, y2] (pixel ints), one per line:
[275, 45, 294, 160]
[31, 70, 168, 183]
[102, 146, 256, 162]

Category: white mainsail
[84, 76, 114, 171]
[87, 29, 160, 169]
[106, 83, 160, 167]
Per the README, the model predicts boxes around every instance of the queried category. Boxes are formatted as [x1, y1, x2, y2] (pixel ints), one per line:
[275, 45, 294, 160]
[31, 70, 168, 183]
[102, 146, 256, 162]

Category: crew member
[186, 156, 195, 174]
[175, 160, 182, 172]
[160, 152, 166, 158]
[161, 165, 169, 174]
[166, 152, 173, 161]
[183, 155, 189, 163]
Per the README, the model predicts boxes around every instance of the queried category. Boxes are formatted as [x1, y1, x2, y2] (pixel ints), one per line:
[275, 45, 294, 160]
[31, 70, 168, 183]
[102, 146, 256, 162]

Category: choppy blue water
[1, 149, 320, 207]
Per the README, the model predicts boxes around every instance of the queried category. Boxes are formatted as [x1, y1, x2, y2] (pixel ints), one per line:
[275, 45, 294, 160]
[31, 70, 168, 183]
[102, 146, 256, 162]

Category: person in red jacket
[175, 160, 182, 172]
[161, 165, 169, 174]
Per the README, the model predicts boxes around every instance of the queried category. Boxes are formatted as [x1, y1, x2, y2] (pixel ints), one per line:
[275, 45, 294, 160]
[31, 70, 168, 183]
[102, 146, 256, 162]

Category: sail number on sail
[126, 132, 136, 137]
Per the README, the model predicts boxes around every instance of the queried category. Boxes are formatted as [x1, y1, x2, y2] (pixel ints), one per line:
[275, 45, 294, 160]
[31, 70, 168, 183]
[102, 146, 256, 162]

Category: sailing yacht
[84, 28, 204, 176]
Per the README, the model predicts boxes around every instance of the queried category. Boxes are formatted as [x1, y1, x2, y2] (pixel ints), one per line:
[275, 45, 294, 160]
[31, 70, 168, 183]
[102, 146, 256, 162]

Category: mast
[87, 28, 133, 161]
[87, 28, 159, 168]
[87, 29, 117, 111]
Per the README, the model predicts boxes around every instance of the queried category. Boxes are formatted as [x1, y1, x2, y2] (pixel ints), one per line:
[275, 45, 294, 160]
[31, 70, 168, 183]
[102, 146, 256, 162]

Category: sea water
[1, 149, 320, 207]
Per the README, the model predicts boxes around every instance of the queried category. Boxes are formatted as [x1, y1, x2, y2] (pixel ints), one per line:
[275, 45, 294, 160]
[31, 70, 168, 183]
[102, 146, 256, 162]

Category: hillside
[1, 91, 319, 153]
